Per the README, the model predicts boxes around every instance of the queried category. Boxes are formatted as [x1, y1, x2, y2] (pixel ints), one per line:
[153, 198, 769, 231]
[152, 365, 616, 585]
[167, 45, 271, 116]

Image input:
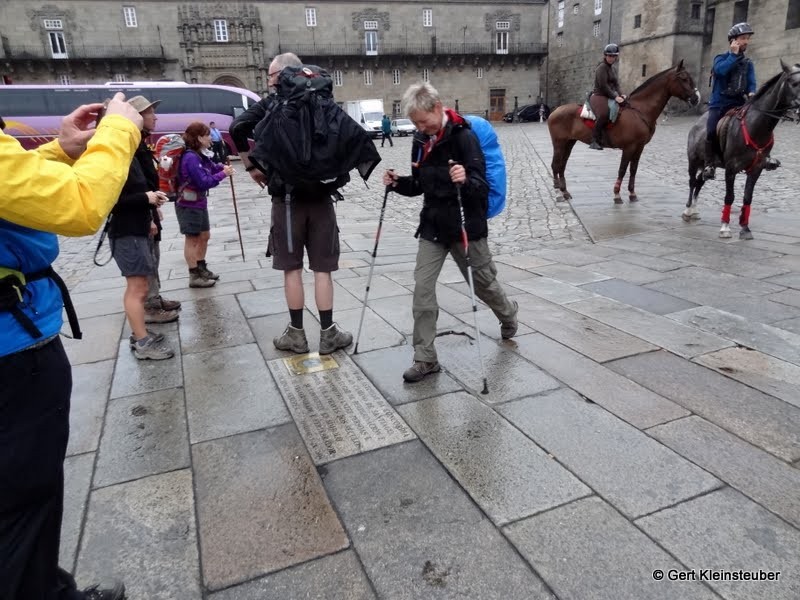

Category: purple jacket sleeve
[181, 152, 226, 192]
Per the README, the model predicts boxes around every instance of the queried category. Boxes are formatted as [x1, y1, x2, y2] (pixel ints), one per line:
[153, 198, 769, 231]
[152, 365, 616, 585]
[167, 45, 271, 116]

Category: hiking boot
[273, 325, 310, 354]
[82, 581, 126, 600]
[319, 323, 353, 355]
[500, 300, 519, 340]
[403, 361, 441, 383]
[157, 295, 182, 311]
[133, 334, 175, 361]
[197, 260, 220, 280]
[144, 308, 180, 324]
[129, 330, 165, 349]
[189, 267, 216, 288]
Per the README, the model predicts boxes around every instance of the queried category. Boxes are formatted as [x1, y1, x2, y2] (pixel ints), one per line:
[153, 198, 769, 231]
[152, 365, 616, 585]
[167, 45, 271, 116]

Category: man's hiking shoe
[403, 361, 441, 383]
[129, 330, 165, 349]
[273, 325, 310, 354]
[189, 267, 216, 288]
[197, 260, 220, 280]
[133, 334, 174, 361]
[144, 308, 180, 324]
[82, 581, 126, 600]
[500, 300, 519, 339]
[319, 323, 353, 355]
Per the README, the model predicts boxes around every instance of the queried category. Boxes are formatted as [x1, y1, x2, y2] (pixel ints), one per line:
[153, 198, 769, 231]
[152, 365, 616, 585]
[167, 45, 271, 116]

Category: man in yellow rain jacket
[1, 93, 142, 600]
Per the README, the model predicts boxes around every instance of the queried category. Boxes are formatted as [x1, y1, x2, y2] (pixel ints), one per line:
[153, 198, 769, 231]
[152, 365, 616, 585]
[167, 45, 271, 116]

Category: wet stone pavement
[55, 118, 800, 599]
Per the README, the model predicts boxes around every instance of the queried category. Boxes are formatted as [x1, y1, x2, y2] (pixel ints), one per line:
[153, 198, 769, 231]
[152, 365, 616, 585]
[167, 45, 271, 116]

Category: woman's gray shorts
[176, 205, 210, 236]
[111, 235, 154, 277]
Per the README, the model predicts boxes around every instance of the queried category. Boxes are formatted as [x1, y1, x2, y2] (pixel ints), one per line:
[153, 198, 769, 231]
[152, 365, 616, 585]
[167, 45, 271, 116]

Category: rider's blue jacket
[709, 51, 756, 109]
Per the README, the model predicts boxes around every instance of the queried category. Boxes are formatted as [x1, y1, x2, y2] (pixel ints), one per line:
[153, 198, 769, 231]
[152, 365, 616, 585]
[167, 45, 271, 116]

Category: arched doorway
[213, 75, 246, 89]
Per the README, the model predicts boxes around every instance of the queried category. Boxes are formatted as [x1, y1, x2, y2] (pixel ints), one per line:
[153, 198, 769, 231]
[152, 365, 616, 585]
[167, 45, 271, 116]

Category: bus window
[2, 89, 49, 117]
[48, 89, 106, 117]
[199, 88, 245, 117]
[121, 87, 203, 114]
[232, 106, 246, 119]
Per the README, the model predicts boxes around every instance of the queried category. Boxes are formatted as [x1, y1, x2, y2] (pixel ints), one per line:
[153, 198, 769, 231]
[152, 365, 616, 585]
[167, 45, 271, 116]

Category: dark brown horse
[548, 61, 700, 203]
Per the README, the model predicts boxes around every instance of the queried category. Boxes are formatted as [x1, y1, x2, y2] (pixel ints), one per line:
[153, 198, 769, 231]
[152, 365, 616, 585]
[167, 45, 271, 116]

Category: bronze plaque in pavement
[269, 351, 416, 464]
[283, 352, 340, 376]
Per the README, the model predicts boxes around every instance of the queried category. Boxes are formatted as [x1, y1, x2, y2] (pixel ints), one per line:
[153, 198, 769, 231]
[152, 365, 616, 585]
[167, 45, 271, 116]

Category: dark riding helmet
[728, 22, 754, 41]
[604, 43, 620, 56]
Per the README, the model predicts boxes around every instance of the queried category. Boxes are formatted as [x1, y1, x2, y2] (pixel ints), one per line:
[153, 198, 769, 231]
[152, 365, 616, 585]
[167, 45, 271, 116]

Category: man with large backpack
[230, 53, 380, 355]
[383, 83, 518, 383]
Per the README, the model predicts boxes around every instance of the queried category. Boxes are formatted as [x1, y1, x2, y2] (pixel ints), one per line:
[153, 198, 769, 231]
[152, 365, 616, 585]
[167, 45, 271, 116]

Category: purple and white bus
[0, 81, 263, 153]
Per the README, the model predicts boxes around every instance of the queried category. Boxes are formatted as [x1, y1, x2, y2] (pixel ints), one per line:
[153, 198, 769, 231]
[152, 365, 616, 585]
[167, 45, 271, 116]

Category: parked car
[359, 121, 382, 139]
[517, 104, 551, 122]
[391, 118, 416, 136]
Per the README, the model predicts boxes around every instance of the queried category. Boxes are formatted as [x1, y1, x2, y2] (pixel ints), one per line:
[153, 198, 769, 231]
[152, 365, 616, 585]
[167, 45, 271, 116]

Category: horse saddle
[580, 98, 620, 124]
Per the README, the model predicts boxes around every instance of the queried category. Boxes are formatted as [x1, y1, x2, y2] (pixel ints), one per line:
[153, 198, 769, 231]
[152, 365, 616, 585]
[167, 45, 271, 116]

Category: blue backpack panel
[465, 115, 507, 218]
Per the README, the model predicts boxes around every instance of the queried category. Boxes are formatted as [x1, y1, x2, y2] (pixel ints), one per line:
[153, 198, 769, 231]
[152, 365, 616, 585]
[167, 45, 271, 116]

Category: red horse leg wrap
[614, 179, 622, 194]
[721, 204, 732, 223]
[739, 205, 751, 227]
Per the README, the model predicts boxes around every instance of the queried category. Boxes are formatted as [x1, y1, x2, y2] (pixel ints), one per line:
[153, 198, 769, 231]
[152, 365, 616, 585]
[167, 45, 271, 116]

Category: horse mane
[749, 70, 786, 103]
[629, 66, 676, 97]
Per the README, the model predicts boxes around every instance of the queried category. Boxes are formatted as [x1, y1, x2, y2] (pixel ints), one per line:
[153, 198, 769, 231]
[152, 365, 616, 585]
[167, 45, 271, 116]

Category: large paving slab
[323, 441, 555, 600]
[94, 388, 190, 488]
[62, 313, 125, 365]
[649, 416, 800, 528]
[663, 249, 792, 279]
[183, 343, 291, 443]
[568, 296, 733, 358]
[434, 331, 561, 403]
[515, 295, 658, 362]
[772, 316, 800, 334]
[761, 271, 800, 290]
[587, 259, 671, 284]
[76, 470, 202, 600]
[209, 551, 376, 600]
[580, 278, 698, 315]
[500, 388, 720, 518]
[60, 453, 94, 572]
[529, 263, 612, 285]
[693, 347, 800, 409]
[504, 496, 720, 600]
[507, 276, 597, 305]
[398, 392, 590, 525]
[268, 351, 415, 464]
[712, 296, 800, 324]
[109, 326, 182, 399]
[178, 296, 255, 355]
[601, 251, 689, 272]
[67, 359, 115, 456]
[769, 288, 800, 308]
[668, 306, 800, 367]
[636, 488, 800, 600]
[365, 294, 462, 335]
[609, 351, 800, 462]
[533, 246, 613, 266]
[337, 274, 413, 301]
[335, 306, 406, 353]
[351, 344, 463, 405]
[236, 286, 292, 318]
[192, 426, 348, 591]
[511, 334, 688, 428]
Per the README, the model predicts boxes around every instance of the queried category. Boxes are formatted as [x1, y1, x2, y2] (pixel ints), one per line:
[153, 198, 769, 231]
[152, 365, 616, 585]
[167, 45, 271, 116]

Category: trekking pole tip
[481, 380, 489, 395]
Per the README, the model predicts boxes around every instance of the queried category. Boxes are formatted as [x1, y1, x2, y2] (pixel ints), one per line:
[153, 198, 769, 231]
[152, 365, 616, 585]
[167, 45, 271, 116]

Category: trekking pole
[354, 184, 391, 354]
[227, 158, 246, 261]
[452, 164, 489, 395]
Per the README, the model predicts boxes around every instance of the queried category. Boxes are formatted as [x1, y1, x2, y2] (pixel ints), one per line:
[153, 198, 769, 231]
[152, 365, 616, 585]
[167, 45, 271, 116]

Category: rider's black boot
[588, 126, 604, 151]
[702, 140, 717, 180]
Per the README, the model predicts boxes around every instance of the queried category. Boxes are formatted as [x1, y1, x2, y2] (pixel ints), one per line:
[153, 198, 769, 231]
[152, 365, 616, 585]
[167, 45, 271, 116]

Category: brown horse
[548, 60, 700, 203]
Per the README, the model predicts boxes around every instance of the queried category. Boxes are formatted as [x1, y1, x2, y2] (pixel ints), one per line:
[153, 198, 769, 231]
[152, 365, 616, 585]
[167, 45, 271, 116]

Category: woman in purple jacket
[175, 121, 234, 287]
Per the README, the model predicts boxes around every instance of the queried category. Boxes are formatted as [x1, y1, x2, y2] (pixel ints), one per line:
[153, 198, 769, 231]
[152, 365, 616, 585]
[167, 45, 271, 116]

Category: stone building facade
[0, 0, 549, 119]
[544, 0, 800, 108]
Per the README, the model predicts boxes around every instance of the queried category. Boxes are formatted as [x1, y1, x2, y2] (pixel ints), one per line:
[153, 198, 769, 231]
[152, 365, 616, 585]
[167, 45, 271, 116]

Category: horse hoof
[719, 224, 732, 239]
[681, 213, 691, 222]
[613, 197, 623, 205]
[562, 192, 572, 201]
[629, 195, 639, 203]
[740, 227, 754, 240]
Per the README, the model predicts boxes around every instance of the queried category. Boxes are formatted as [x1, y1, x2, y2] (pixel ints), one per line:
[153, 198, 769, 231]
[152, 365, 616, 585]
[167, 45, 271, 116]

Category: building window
[557, 32, 564, 47]
[593, 20, 601, 37]
[43, 19, 63, 29]
[423, 8, 432, 27]
[557, 1, 565, 28]
[123, 6, 137, 28]
[305, 8, 317, 27]
[365, 30, 378, 55]
[641, 64, 647, 77]
[214, 19, 228, 42]
[496, 31, 509, 54]
[733, 0, 749, 25]
[788, 0, 800, 29]
[573, 3, 579, 14]
[59, 74, 71, 85]
[594, 0, 603, 15]
[496, 21, 510, 30]
[691, 3, 701, 19]
[48, 31, 68, 59]
[476, 67, 484, 79]
[634, 14, 641, 28]
[333, 69, 343, 86]
[392, 100, 401, 117]
[364, 20, 378, 30]
[392, 68, 400, 85]
[364, 69, 373, 85]
[704, 7, 716, 42]
[422, 68, 430, 83]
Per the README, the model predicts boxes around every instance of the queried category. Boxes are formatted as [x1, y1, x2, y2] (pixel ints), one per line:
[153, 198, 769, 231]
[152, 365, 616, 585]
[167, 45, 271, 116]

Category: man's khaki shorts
[268, 197, 340, 272]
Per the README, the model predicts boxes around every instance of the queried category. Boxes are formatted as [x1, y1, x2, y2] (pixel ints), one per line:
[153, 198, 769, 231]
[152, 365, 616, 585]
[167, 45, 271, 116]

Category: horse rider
[703, 22, 779, 180]
[589, 43, 626, 150]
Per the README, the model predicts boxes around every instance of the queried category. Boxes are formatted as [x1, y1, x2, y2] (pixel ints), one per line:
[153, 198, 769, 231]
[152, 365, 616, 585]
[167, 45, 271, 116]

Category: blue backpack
[465, 115, 506, 218]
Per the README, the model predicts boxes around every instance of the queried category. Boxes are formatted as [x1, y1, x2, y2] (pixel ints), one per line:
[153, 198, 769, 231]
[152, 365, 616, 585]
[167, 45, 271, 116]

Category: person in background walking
[175, 121, 233, 288]
[209, 121, 225, 163]
[381, 114, 394, 147]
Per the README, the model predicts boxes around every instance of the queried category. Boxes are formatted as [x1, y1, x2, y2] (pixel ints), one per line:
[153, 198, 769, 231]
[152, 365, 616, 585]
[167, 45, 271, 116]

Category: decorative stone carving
[484, 11, 521, 32]
[351, 10, 390, 31]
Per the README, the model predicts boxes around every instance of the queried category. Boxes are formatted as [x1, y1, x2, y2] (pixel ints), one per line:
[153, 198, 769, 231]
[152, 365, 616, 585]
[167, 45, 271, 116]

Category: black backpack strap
[28, 266, 82, 340]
